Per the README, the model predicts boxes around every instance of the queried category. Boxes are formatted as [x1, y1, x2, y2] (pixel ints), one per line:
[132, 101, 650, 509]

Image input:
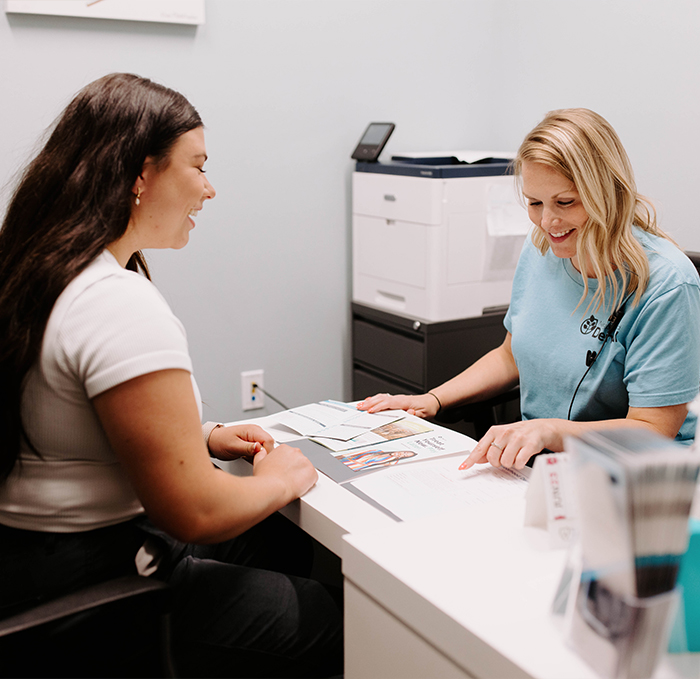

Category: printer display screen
[360, 124, 393, 145]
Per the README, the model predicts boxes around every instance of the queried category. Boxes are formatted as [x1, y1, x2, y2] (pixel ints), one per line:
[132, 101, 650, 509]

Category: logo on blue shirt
[580, 315, 597, 334]
[580, 315, 617, 343]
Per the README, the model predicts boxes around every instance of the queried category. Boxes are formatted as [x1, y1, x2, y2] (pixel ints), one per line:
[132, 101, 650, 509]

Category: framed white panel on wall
[5, 0, 205, 25]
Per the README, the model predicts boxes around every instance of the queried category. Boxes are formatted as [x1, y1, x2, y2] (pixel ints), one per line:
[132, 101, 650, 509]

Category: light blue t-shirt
[504, 228, 700, 443]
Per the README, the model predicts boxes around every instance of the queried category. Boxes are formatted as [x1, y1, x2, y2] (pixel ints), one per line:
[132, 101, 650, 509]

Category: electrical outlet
[241, 370, 264, 411]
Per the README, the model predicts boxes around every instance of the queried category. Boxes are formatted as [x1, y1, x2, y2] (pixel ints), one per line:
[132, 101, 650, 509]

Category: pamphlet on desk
[254, 400, 530, 522]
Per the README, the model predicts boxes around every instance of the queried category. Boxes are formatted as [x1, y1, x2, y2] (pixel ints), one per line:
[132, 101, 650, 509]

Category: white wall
[1, 1, 699, 422]
[487, 0, 700, 252]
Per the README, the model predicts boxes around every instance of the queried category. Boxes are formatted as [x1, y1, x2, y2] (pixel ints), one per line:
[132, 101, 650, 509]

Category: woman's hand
[209, 427, 318, 500]
[358, 335, 519, 421]
[356, 392, 440, 418]
[459, 419, 564, 471]
[208, 424, 275, 460]
[252, 444, 318, 502]
[93, 369, 318, 544]
[458, 403, 690, 472]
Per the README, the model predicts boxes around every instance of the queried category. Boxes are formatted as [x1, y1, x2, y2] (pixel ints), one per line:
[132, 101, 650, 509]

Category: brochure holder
[557, 429, 699, 678]
[566, 578, 678, 679]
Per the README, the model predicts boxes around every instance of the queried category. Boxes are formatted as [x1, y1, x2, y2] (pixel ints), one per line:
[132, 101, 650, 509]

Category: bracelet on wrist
[427, 391, 442, 413]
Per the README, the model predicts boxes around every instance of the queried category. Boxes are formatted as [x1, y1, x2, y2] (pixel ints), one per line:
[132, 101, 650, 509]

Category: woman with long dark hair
[0, 73, 342, 677]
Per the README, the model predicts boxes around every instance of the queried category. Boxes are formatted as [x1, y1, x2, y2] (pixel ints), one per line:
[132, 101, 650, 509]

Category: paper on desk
[348, 456, 530, 522]
[331, 428, 473, 476]
[274, 400, 404, 438]
[223, 414, 305, 444]
[294, 422, 476, 488]
[312, 411, 411, 442]
[312, 417, 433, 452]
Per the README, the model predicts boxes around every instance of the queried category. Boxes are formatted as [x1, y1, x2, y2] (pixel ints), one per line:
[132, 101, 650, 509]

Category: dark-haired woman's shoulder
[44, 249, 191, 400]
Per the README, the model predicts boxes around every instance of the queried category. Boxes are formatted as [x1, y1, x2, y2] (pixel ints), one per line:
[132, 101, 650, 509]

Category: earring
[135, 188, 142, 206]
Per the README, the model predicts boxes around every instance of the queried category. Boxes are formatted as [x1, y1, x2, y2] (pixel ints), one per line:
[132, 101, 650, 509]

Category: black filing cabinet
[352, 302, 511, 438]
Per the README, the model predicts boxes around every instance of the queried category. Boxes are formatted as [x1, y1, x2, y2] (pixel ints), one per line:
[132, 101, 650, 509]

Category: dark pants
[0, 514, 343, 678]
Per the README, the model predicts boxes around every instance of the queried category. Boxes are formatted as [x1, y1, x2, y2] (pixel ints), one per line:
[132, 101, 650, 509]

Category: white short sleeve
[0, 251, 199, 532]
[44, 252, 193, 399]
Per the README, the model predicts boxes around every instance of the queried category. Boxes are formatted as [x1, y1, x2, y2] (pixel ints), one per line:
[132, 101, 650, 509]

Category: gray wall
[1, 1, 699, 422]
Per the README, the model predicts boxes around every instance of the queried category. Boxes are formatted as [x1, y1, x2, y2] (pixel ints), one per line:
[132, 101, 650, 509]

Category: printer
[352, 153, 531, 322]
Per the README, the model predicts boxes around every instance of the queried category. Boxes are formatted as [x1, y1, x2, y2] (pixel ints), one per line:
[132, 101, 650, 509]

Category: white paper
[392, 149, 516, 163]
[274, 400, 403, 438]
[331, 426, 476, 475]
[313, 409, 408, 442]
[312, 417, 433, 452]
[452, 150, 516, 163]
[5, 0, 205, 24]
[349, 456, 530, 522]
[223, 414, 305, 444]
[486, 183, 532, 237]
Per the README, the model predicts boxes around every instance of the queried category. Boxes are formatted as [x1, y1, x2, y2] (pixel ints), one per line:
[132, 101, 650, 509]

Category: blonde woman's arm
[357, 333, 520, 418]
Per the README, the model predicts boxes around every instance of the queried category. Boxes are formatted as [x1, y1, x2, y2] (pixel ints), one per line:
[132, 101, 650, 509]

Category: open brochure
[273, 399, 440, 453]
[347, 454, 530, 522]
[312, 417, 433, 453]
[274, 400, 405, 441]
[232, 400, 530, 522]
[290, 411, 530, 522]
[295, 419, 474, 483]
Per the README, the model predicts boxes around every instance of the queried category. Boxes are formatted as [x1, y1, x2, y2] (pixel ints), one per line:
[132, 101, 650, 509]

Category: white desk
[224, 412, 401, 555]
[342, 497, 699, 679]
[227, 457, 395, 555]
[226, 413, 699, 678]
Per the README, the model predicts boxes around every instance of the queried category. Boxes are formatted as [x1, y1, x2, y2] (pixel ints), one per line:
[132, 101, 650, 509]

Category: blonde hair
[512, 108, 672, 313]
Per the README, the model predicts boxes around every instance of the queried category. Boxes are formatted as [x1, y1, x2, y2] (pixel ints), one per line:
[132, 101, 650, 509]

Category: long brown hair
[0, 73, 202, 479]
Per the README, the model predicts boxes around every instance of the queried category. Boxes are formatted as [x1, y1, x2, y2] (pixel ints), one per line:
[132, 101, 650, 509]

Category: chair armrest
[0, 575, 170, 637]
[685, 251, 700, 278]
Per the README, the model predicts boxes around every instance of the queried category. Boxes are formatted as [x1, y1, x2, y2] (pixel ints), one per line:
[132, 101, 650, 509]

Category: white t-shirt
[0, 250, 200, 532]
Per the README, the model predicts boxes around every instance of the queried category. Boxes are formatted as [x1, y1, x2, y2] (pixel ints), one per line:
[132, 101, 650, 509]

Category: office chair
[0, 574, 176, 678]
[686, 251, 700, 277]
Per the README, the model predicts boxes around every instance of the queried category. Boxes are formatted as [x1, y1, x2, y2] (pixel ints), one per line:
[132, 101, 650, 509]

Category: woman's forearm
[430, 333, 519, 410]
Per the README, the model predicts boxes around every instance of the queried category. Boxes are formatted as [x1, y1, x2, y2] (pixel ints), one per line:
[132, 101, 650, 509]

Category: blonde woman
[359, 109, 700, 470]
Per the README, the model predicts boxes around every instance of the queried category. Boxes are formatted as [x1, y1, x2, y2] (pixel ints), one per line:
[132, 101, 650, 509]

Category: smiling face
[521, 160, 590, 272]
[134, 127, 216, 250]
